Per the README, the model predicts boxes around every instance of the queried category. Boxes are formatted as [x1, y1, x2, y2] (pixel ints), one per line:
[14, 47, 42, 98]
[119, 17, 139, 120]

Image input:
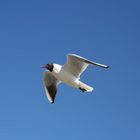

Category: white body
[52, 64, 93, 91]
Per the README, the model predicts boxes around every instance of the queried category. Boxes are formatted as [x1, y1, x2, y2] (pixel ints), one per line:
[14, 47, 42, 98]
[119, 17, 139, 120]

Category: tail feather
[79, 81, 93, 92]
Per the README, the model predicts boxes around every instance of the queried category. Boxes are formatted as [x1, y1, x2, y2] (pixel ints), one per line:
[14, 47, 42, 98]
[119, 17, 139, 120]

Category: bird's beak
[40, 65, 48, 69]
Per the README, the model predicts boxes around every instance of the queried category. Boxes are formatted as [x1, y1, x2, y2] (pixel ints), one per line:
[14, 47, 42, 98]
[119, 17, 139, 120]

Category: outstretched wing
[43, 71, 60, 103]
[63, 54, 109, 78]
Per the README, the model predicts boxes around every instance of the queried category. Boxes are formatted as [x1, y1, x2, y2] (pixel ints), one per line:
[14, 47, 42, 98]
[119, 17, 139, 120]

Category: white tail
[79, 81, 93, 92]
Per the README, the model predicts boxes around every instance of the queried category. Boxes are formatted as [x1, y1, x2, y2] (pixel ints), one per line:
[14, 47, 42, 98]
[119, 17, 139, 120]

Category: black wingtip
[106, 65, 110, 68]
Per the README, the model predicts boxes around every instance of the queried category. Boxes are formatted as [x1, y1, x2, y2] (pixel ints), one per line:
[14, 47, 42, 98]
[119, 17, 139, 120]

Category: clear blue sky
[0, 0, 140, 139]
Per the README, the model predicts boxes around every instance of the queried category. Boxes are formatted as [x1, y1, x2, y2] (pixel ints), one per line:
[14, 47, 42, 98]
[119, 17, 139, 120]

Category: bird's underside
[42, 54, 109, 104]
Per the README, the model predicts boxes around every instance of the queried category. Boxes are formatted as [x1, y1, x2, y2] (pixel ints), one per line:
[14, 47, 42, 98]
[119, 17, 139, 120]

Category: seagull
[40, 54, 109, 103]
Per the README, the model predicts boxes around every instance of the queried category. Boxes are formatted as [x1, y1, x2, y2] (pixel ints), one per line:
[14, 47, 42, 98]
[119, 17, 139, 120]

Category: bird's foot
[79, 87, 87, 92]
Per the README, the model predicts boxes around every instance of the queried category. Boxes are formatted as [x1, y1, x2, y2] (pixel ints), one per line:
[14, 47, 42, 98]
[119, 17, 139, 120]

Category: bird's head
[40, 63, 54, 72]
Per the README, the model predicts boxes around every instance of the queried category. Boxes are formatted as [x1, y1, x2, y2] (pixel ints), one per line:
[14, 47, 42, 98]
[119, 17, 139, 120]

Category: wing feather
[63, 54, 89, 78]
[63, 54, 109, 78]
[43, 71, 60, 103]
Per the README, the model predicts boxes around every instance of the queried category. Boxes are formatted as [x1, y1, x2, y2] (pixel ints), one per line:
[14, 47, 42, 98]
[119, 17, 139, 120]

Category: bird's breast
[53, 68, 78, 86]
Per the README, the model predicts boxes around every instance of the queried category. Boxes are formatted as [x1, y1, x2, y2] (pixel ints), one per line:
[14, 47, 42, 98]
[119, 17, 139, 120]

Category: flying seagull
[40, 54, 109, 103]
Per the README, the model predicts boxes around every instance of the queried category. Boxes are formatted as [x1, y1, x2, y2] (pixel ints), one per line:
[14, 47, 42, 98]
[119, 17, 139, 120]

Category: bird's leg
[79, 87, 87, 92]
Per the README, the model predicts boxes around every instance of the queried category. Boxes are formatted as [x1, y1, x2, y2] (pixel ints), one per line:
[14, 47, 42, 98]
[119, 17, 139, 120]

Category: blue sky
[0, 0, 140, 139]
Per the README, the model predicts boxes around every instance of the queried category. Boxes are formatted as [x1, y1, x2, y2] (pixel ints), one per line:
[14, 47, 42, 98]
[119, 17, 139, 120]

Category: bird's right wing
[63, 54, 109, 78]
[43, 71, 60, 104]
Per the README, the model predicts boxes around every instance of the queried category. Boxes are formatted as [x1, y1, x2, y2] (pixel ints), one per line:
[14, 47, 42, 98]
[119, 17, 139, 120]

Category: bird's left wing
[43, 71, 60, 104]
[63, 54, 109, 78]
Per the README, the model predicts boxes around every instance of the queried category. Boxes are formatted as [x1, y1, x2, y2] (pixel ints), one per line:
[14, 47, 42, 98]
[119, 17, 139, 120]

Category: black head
[40, 63, 54, 72]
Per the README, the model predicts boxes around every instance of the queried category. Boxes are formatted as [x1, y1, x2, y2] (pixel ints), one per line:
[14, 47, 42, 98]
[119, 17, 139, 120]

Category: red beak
[40, 65, 48, 68]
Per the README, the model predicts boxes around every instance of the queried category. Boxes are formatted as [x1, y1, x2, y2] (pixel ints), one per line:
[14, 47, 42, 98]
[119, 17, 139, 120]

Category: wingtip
[106, 65, 110, 68]
[50, 100, 54, 104]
